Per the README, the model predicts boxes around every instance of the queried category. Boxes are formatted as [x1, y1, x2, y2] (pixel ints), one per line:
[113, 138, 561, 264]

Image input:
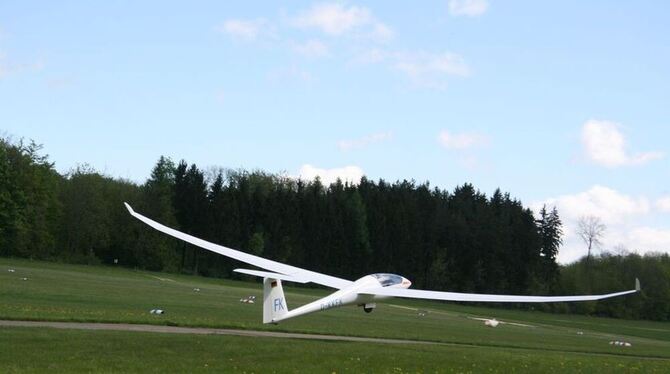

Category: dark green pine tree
[0, 140, 17, 256]
[172, 162, 209, 274]
[138, 155, 179, 271]
[343, 187, 371, 278]
[537, 205, 563, 288]
[60, 165, 111, 262]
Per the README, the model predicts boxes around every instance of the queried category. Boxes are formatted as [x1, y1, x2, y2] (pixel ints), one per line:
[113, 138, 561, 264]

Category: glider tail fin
[263, 277, 288, 324]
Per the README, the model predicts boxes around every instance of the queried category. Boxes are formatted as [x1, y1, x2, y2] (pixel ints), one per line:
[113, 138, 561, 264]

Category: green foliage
[560, 252, 670, 321]
[0, 143, 13, 254]
[0, 139, 61, 259]
[533, 205, 563, 292]
[137, 156, 179, 271]
[248, 231, 265, 255]
[60, 166, 111, 262]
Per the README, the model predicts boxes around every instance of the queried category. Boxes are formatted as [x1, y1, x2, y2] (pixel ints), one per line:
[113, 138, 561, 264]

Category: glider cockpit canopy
[371, 273, 405, 287]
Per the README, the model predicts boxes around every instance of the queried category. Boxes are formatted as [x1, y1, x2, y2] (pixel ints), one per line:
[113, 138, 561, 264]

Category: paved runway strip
[0, 320, 443, 345]
[5, 319, 670, 361]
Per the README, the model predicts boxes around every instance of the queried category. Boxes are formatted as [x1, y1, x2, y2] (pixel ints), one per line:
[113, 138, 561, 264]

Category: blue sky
[1, 1, 669, 262]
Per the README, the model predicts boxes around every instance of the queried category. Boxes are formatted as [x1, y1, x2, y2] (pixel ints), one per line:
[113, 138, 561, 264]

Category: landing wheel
[363, 303, 376, 313]
[364, 307, 374, 313]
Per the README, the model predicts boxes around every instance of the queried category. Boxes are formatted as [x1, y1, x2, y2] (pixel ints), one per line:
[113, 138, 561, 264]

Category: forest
[1, 136, 668, 321]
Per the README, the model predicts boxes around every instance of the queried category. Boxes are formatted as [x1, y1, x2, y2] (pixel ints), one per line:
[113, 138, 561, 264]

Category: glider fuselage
[270, 274, 411, 323]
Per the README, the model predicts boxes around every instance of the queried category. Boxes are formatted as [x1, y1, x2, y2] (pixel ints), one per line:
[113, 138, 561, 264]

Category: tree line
[1, 137, 667, 320]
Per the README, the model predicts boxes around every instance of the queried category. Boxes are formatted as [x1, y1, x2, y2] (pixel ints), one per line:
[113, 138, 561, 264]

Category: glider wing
[359, 281, 639, 303]
[124, 203, 352, 289]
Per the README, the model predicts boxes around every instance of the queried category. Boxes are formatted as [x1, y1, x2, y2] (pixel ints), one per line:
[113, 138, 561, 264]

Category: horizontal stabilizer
[234, 269, 309, 283]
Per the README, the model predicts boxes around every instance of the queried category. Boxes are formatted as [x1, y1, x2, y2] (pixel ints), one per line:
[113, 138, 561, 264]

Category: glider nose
[401, 277, 412, 288]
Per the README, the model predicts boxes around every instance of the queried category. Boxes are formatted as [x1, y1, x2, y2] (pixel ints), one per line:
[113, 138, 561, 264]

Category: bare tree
[612, 244, 630, 257]
[577, 215, 606, 262]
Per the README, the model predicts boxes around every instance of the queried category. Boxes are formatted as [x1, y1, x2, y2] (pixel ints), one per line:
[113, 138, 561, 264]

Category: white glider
[125, 203, 640, 324]
[467, 317, 534, 328]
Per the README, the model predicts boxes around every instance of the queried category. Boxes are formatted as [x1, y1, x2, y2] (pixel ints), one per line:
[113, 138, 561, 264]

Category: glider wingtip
[635, 277, 641, 291]
[123, 202, 134, 214]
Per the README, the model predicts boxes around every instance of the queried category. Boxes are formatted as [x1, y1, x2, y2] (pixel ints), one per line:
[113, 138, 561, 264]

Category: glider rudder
[263, 277, 288, 324]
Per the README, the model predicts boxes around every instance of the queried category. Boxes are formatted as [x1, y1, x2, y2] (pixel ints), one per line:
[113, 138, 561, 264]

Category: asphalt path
[4, 319, 670, 361]
[0, 320, 443, 346]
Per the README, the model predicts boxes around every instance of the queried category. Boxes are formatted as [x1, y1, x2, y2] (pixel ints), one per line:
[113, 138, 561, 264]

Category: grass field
[2, 258, 669, 372]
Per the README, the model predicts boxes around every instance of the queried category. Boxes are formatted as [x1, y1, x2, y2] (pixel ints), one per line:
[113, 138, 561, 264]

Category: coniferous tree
[172, 162, 209, 273]
[0, 140, 17, 256]
[536, 205, 563, 288]
[60, 165, 111, 263]
[138, 156, 179, 271]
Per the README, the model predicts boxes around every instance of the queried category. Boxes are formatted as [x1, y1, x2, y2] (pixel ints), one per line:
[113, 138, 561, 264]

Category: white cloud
[370, 22, 394, 42]
[291, 3, 392, 41]
[0, 56, 9, 79]
[395, 52, 469, 77]
[267, 65, 314, 84]
[351, 49, 472, 89]
[214, 6, 474, 90]
[448, 0, 489, 17]
[291, 39, 330, 58]
[393, 52, 470, 88]
[352, 48, 388, 64]
[46, 76, 76, 89]
[581, 120, 664, 168]
[437, 130, 488, 150]
[0, 52, 44, 79]
[217, 18, 269, 41]
[539, 185, 649, 225]
[533, 186, 670, 263]
[215, 6, 473, 90]
[297, 164, 364, 185]
[437, 131, 490, 169]
[628, 227, 670, 253]
[556, 226, 670, 264]
[657, 196, 670, 213]
[338, 131, 393, 151]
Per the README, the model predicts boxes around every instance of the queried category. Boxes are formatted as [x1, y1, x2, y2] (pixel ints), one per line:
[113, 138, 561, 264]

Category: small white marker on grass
[609, 340, 632, 347]
[239, 295, 256, 304]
